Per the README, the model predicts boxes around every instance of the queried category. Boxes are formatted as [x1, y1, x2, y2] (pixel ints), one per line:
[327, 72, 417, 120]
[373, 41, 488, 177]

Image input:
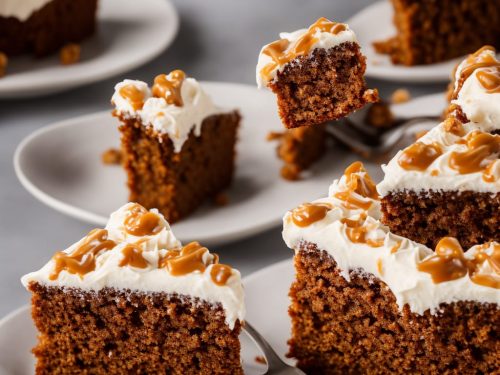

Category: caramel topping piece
[390, 241, 402, 254]
[152, 70, 186, 106]
[260, 17, 347, 82]
[443, 117, 465, 137]
[342, 215, 384, 248]
[119, 245, 148, 269]
[449, 132, 500, 176]
[291, 203, 332, 227]
[60, 43, 80, 65]
[456, 46, 500, 95]
[377, 258, 384, 275]
[418, 237, 468, 283]
[124, 204, 162, 237]
[210, 264, 233, 286]
[476, 67, 500, 94]
[119, 84, 146, 111]
[49, 229, 116, 280]
[344, 162, 379, 200]
[334, 191, 373, 210]
[483, 161, 497, 183]
[398, 142, 442, 171]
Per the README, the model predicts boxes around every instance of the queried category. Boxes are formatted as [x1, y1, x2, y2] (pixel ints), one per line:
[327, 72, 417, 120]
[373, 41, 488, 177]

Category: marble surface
[0, 0, 446, 317]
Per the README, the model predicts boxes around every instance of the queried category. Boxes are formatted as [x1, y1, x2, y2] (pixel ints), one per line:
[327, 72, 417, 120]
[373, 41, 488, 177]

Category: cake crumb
[365, 102, 395, 128]
[391, 89, 411, 104]
[0, 52, 7, 77]
[255, 355, 267, 365]
[281, 164, 301, 181]
[214, 192, 229, 207]
[60, 43, 81, 65]
[101, 148, 122, 165]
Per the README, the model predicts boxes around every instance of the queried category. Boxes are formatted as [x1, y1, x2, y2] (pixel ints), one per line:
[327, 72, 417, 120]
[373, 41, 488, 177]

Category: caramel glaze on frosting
[283, 162, 500, 315]
[22, 203, 245, 329]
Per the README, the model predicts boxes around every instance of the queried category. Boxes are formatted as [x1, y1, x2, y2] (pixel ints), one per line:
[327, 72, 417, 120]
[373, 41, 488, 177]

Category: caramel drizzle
[260, 17, 347, 82]
[124, 204, 162, 237]
[476, 67, 500, 94]
[152, 70, 186, 106]
[119, 245, 148, 269]
[49, 229, 116, 280]
[119, 85, 146, 111]
[398, 142, 442, 171]
[334, 162, 379, 210]
[158, 242, 233, 286]
[291, 203, 332, 227]
[456, 46, 500, 95]
[418, 237, 500, 288]
[341, 214, 384, 248]
[448, 131, 500, 182]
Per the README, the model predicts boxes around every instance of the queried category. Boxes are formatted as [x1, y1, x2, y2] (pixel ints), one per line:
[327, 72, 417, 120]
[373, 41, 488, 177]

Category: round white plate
[347, 1, 493, 83]
[14, 83, 446, 246]
[0, 259, 294, 375]
[0, 0, 179, 99]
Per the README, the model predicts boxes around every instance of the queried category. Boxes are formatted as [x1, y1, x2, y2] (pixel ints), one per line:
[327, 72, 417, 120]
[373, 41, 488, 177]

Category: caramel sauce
[260, 17, 347, 82]
[377, 258, 384, 275]
[456, 46, 500, 94]
[418, 238, 499, 288]
[342, 215, 384, 248]
[443, 117, 465, 137]
[119, 85, 145, 111]
[398, 142, 442, 171]
[390, 241, 402, 254]
[334, 191, 373, 210]
[49, 229, 116, 280]
[210, 264, 233, 286]
[344, 162, 379, 200]
[430, 170, 439, 176]
[449, 132, 499, 177]
[119, 245, 148, 269]
[483, 161, 497, 183]
[476, 67, 500, 94]
[124, 204, 162, 237]
[152, 70, 186, 106]
[291, 203, 332, 227]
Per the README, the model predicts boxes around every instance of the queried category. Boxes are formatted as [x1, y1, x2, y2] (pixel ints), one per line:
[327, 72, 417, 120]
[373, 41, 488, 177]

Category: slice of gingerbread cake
[378, 47, 499, 249]
[22, 202, 245, 374]
[256, 17, 378, 129]
[284, 162, 499, 374]
[112, 70, 241, 223]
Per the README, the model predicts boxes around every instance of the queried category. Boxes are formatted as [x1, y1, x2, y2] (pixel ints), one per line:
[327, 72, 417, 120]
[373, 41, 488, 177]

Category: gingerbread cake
[284, 162, 499, 374]
[22, 203, 245, 374]
[378, 47, 499, 249]
[256, 17, 378, 129]
[112, 70, 241, 223]
[373, 0, 500, 66]
[0, 0, 97, 57]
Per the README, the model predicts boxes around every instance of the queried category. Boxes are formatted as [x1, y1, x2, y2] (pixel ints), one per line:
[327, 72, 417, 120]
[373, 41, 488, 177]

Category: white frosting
[283, 172, 500, 315]
[112, 75, 221, 153]
[21, 203, 245, 329]
[452, 49, 500, 133]
[377, 122, 500, 195]
[0, 0, 52, 21]
[256, 22, 357, 88]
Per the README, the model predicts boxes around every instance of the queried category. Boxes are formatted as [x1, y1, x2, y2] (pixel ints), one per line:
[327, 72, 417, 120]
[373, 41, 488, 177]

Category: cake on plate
[378, 47, 499, 249]
[22, 202, 245, 374]
[373, 0, 500, 65]
[0, 0, 97, 57]
[284, 162, 499, 374]
[112, 70, 241, 223]
[256, 17, 378, 129]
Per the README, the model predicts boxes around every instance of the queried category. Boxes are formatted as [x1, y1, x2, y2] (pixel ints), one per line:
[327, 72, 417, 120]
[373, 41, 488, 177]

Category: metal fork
[244, 322, 306, 375]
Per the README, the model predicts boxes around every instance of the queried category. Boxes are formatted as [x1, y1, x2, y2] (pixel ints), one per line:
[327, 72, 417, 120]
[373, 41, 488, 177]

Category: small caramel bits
[0, 52, 7, 78]
[333, 162, 378, 211]
[119, 84, 146, 111]
[291, 203, 332, 227]
[398, 142, 442, 171]
[341, 214, 384, 248]
[124, 204, 163, 237]
[365, 102, 395, 128]
[443, 117, 465, 137]
[60, 43, 81, 65]
[152, 69, 186, 106]
[119, 245, 148, 269]
[101, 148, 122, 165]
[391, 88, 411, 104]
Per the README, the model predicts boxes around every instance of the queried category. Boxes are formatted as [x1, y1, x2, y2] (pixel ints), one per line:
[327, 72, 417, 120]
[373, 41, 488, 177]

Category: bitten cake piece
[112, 70, 241, 223]
[373, 0, 500, 66]
[378, 48, 499, 249]
[0, 0, 97, 57]
[22, 203, 245, 374]
[256, 17, 378, 129]
[284, 162, 499, 374]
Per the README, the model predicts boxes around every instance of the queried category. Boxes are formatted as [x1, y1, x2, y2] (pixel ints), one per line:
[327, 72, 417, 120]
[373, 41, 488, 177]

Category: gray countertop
[0, 0, 447, 317]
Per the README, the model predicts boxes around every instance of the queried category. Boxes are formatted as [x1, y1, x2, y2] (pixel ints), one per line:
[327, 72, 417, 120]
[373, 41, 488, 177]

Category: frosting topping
[0, 0, 52, 21]
[22, 203, 245, 328]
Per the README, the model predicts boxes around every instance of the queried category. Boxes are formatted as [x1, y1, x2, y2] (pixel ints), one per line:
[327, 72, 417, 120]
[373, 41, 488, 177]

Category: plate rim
[0, 0, 179, 98]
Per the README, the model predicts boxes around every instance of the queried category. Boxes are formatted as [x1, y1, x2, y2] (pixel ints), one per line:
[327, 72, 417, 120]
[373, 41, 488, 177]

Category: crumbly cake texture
[269, 43, 378, 129]
[269, 124, 327, 180]
[288, 244, 499, 375]
[118, 111, 240, 223]
[381, 190, 500, 249]
[29, 283, 243, 375]
[0, 0, 97, 57]
[373, 0, 500, 66]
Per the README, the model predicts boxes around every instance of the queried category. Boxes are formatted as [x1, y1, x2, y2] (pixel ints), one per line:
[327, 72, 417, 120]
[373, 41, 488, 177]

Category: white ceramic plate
[14, 83, 446, 246]
[347, 1, 492, 83]
[0, 259, 294, 375]
[0, 0, 178, 98]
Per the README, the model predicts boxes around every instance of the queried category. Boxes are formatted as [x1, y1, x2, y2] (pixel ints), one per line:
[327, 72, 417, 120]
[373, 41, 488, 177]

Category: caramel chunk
[391, 88, 410, 104]
[60, 43, 81, 65]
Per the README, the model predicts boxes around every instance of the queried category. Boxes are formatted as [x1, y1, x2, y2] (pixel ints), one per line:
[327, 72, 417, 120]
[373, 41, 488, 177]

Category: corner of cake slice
[256, 17, 378, 129]
[283, 161, 499, 374]
[21, 203, 245, 374]
[378, 47, 499, 249]
[111, 70, 241, 223]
